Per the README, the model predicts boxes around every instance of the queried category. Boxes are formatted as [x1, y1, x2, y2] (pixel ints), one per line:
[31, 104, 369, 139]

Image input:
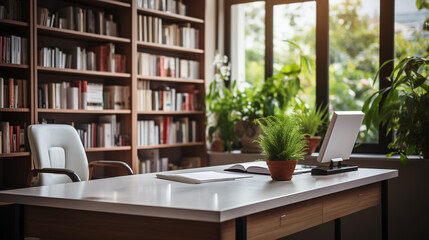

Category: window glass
[329, 0, 380, 142]
[395, 0, 429, 60]
[230, 1, 265, 88]
[273, 2, 316, 106]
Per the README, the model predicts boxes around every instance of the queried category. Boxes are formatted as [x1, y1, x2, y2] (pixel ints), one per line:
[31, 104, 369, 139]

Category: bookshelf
[0, 0, 34, 189]
[0, 0, 206, 189]
[34, 0, 134, 179]
[134, 0, 206, 174]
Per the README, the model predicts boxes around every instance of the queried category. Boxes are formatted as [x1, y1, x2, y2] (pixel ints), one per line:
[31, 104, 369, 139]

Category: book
[225, 161, 313, 175]
[0, 77, 3, 108]
[138, 149, 159, 173]
[0, 122, 9, 153]
[156, 171, 252, 184]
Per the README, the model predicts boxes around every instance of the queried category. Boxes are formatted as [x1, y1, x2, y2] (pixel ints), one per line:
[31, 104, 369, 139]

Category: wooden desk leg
[13, 204, 24, 240]
[236, 216, 247, 240]
[335, 218, 341, 240]
[382, 180, 388, 240]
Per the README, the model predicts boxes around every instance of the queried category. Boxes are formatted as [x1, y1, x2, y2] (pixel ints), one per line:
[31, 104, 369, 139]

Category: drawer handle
[280, 214, 287, 218]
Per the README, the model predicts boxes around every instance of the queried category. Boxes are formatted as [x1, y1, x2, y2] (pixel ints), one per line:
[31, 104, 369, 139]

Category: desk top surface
[0, 164, 397, 222]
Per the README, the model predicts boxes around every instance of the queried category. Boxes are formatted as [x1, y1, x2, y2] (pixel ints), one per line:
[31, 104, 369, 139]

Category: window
[230, 1, 265, 88]
[395, 0, 429, 60]
[329, 0, 380, 143]
[225, 0, 409, 153]
[273, 2, 316, 105]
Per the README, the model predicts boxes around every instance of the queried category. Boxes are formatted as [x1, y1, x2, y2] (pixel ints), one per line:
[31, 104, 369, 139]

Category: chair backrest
[28, 124, 89, 185]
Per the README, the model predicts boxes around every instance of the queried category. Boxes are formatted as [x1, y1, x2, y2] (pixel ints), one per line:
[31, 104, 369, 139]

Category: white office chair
[26, 124, 133, 186]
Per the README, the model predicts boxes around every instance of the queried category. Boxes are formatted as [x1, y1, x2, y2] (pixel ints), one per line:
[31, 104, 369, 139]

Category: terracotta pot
[266, 160, 298, 181]
[305, 136, 321, 155]
[210, 139, 224, 152]
[235, 120, 263, 153]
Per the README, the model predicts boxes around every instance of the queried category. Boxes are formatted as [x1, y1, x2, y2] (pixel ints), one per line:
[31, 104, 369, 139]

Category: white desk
[0, 164, 397, 240]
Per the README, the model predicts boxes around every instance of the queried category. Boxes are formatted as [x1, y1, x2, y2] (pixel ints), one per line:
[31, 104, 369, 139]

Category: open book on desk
[156, 171, 252, 184]
[225, 161, 314, 175]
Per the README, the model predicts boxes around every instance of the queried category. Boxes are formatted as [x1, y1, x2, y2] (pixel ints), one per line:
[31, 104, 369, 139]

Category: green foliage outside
[255, 115, 307, 161]
[209, 0, 428, 152]
[241, 0, 428, 143]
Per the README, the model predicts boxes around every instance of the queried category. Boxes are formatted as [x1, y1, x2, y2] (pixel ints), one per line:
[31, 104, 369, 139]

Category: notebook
[156, 171, 252, 184]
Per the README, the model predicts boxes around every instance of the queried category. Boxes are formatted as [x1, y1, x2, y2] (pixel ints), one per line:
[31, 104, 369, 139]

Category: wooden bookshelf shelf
[37, 109, 131, 114]
[137, 142, 205, 150]
[0, 152, 31, 158]
[85, 146, 131, 152]
[137, 8, 204, 24]
[37, 66, 131, 78]
[94, 0, 131, 8]
[37, 25, 131, 43]
[0, 63, 29, 69]
[137, 41, 204, 54]
[0, 19, 29, 27]
[71, 0, 131, 8]
[0, 108, 30, 112]
[138, 110, 204, 115]
[137, 75, 204, 84]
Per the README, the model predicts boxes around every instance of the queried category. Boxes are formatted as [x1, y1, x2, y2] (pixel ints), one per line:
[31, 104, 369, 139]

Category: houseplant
[362, 56, 429, 164]
[206, 41, 312, 153]
[233, 40, 312, 153]
[254, 115, 307, 180]
[294, 103, 328, 155]
[206, 55, 239, 152]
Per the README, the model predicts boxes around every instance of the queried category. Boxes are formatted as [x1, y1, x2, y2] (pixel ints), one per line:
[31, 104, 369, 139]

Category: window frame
[224, 0, 394, 153]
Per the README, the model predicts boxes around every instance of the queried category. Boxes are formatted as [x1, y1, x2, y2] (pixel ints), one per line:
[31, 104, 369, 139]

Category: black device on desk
[311, 111, 364, 175]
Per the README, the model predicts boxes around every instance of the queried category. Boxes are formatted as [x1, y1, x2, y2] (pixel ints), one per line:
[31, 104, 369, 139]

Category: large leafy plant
[206, 41, 313, 151]
[255, 115, 307, 161]
[362, 56, 429, 164]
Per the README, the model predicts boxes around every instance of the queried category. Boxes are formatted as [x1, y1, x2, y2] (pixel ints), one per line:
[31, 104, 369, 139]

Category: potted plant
[255, 115, 307, 180]
[206, 55, 239, 152]
[206, 41, 312, 153]
[234, 41, 312, 153]
[294, 103, 328, 155]
[362, 56, 429, 164]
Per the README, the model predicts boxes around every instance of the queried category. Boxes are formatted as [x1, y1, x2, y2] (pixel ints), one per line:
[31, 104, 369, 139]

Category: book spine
[8, 78, 14, 108]
[0, 77, 3, 108]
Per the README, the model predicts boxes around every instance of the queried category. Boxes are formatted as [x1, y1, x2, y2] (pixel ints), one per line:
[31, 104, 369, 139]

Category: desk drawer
[247, 198, 323, 240]
[323, 183, 381, 223]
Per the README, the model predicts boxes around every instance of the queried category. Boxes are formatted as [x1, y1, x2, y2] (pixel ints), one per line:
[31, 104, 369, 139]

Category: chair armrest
[88, 160, 134, 180]
[26, 168, 81, 187]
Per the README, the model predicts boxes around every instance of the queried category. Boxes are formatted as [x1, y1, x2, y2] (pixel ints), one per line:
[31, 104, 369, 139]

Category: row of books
[137, 116, 196, 146]
[138, 152, 201, 174]
[73, 115, 123, 148]
[38, 43, 126, 73]
[137, 15, 199, 49]
[1, 35, 28, 65]
[137, 80, 197, 111]
[0, 0, 22, 21]
[0, 122, 25, 154]
[38, 6, 118, 36]
[0, 77, 28, 108]
[138, 149, 169, 174]
[136, 0, 187, 16]
[137, 52, 199, 79]
[38, 81, 130, 110]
